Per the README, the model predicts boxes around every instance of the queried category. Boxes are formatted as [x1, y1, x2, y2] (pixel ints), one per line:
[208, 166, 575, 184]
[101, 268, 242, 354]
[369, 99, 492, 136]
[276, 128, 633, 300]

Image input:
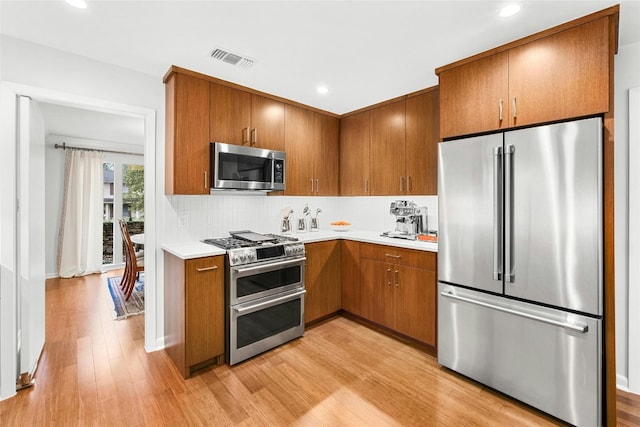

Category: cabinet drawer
[360, 243, 436, 271]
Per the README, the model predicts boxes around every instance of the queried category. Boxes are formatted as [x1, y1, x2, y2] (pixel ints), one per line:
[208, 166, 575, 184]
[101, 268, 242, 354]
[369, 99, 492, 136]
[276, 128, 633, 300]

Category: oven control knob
[231, 255, 239, 265]
[247, 253, 256, 263]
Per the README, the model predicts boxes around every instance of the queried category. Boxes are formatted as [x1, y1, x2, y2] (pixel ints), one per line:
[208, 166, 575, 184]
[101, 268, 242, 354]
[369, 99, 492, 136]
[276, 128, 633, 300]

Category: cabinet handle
[394, 270, 399, 287]
[251, 128, 257, 146]
[204, 171, 208, 189]
[315, 178, 319, 194]
[197, 265, 218, 272]
[499, 99, 503, 121]
[400, 176, 404, 192]
[386, 268, 392, 286]
[243, 127, 249, 144]
[364, 179, 368, 194]
[385, 253, 401, 259]
[407, 176, 411, 192]
[310, 178, 314, 193]
[513, 97, 517, 119]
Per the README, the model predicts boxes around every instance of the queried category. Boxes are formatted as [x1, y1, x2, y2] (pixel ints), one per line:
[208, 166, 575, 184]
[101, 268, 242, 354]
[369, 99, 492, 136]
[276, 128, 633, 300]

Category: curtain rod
[54, 142, 143, 157]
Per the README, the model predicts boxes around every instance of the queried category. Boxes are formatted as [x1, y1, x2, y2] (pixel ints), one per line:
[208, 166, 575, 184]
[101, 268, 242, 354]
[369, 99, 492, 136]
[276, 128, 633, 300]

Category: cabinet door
[185, 256, 225, 366]
[405, 90, 439, 195]
[284, 105, 316, 195]
[438, 51, 509, 138]
[314, 114, 340, 196]
[394, 265, 436, 346]
[340, 240, 361, 316]
[251, 95, 284, 151]
[508, 18, 609, 127]
[165, 73, 210, 195]
[304, 241, 341, 324]
[209, 82, 251, 146]
[369, 100, 406, 195]
[339, 110, 370, 196]
[360, 258, 394, 327]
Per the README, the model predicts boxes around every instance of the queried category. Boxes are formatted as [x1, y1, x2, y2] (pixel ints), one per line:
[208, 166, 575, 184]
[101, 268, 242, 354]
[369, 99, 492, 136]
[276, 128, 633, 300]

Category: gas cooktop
[203, 231, 298, 250]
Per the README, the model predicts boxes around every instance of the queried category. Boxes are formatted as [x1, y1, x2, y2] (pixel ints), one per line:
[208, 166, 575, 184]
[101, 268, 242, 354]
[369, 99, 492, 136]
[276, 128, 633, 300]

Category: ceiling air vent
[211, 48, 255, 69]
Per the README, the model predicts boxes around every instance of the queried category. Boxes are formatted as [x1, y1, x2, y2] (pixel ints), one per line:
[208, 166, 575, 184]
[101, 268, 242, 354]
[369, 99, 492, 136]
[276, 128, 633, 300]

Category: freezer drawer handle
[440, 291, 588, 333]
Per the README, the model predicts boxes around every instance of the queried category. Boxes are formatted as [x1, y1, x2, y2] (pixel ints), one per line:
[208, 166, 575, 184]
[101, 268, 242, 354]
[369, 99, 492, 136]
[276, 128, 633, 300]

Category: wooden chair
[118, 219, 144, 300]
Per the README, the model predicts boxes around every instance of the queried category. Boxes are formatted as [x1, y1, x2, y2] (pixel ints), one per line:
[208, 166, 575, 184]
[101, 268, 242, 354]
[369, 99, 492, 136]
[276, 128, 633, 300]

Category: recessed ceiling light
[317, 86, 329, 95]
[499, 4, 521, 18]
[65, 0, 87, 8]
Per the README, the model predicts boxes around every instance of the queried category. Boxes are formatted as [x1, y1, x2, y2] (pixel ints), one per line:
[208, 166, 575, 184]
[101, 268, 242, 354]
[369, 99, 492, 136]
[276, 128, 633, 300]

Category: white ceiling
[2, 0, 639, 116]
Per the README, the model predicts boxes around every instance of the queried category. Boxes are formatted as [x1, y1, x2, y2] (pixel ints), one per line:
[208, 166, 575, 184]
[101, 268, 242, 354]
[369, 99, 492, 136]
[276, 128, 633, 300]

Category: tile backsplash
[163, 193, 437, 243]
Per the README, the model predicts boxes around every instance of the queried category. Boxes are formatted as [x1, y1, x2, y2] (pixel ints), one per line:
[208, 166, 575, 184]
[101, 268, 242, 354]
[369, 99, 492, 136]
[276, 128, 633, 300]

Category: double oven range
[203, 231, 306, 365]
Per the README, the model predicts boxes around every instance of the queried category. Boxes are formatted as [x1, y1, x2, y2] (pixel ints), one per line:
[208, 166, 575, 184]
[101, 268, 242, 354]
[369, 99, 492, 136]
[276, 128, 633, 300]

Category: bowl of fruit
[330, 221, 352, 231]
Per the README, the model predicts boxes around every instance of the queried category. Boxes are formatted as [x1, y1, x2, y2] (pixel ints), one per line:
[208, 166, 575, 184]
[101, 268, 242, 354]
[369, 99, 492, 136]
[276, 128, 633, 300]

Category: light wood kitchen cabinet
[284, 105, 339, 196]
[340, 240, 362, 316]
[304, 240, 341, 324]
[339, 110, 370, 196]
[438, 16, 610, 139]
[164, 253, 225, 378]
[210, 82, 285, 151]
[405, 88, 440, 195]
[359, 243, 437, 346]
[369, 100, 406, 195]
[164, 71, 211, 195]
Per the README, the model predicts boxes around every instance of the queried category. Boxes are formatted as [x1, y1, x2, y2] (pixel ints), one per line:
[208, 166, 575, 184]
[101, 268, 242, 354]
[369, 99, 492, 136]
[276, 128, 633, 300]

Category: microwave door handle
[269, 152, 275, 190]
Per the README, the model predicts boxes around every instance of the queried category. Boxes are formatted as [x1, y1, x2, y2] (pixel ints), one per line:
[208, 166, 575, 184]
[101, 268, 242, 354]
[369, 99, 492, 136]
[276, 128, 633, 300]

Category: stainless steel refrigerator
[438, 117, 603, 427]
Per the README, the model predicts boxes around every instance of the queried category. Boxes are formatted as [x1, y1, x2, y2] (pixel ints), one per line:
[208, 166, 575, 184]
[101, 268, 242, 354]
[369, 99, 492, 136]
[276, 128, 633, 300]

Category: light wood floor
[1, 272, 639, 426]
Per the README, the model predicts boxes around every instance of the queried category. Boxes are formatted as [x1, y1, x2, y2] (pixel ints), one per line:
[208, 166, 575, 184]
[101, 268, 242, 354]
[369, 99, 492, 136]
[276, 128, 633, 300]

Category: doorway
[0, 82, 157, 400]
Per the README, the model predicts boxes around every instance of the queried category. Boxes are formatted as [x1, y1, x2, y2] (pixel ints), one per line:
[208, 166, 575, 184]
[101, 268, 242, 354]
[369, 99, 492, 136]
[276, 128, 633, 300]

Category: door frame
[0, 81, 158, 400]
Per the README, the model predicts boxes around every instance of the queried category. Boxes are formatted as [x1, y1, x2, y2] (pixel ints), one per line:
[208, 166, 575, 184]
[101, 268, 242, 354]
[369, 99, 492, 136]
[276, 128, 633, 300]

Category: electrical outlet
[178, 215, 188, 229]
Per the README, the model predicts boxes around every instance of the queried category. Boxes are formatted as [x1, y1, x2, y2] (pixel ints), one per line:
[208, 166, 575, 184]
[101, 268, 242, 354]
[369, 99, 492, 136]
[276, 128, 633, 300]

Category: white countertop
[162, 230, 437, 260]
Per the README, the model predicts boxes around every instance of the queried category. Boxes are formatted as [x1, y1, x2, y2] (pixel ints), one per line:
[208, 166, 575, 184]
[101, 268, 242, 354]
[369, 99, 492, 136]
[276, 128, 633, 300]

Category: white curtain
[57, 150, 104, 278]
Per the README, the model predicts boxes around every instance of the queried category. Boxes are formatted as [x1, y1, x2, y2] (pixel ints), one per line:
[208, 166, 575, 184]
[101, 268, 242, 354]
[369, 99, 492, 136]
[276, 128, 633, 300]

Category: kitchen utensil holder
[297, 217, 307, 233]
[310, 217, 319, 232]
[281, 218, 292, 234]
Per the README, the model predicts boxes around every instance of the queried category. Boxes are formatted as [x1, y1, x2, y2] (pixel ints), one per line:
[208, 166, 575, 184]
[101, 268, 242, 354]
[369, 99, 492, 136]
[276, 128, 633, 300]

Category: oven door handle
[233, 257, 306, 276]
[233, 289, 306, 315]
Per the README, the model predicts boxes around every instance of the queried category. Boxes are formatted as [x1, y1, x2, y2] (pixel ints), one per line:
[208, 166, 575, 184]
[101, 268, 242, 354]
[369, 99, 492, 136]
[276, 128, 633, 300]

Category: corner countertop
[162, 230, 437, 260]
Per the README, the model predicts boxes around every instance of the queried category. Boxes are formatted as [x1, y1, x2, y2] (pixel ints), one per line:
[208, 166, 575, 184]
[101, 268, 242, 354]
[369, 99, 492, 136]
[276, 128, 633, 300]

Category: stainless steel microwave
[210, 142, 286, 191]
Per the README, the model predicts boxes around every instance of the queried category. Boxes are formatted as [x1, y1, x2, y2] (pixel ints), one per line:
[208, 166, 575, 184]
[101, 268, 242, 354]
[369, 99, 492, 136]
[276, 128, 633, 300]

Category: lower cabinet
[359, 243, 437, 347]
[304, 240, 341, 324]
[340, 240, 362, 316]
[164, 252, 225, 378]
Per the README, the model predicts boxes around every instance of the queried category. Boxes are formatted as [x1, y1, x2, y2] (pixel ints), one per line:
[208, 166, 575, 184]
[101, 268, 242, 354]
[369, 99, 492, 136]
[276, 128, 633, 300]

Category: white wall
[614, 40, 640, 390]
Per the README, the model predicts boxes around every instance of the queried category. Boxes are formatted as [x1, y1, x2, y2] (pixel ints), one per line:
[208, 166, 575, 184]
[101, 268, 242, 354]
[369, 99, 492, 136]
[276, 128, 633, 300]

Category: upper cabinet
[284, 105, 339, 196]
[369, 100, 406, 195]
[339, 89, 439, 196]
[210, 82, 284, 151]
[405, 88, 440, 195]
[437, 15, 612, 139]
[340, 110, 370, 196]
[165, 71, 211, 195]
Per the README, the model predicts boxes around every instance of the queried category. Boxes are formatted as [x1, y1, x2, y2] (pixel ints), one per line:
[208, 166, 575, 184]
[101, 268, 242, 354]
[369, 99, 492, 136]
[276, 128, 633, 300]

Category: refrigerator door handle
[440, 291, 588, 333]
[493, 146, 503, 281]
[504, 144, 515, 283]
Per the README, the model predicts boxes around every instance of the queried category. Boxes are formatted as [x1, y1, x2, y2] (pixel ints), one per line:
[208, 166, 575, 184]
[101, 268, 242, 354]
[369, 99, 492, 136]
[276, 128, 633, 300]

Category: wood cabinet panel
[359, 258, 393, 327]
[305, 241, 341, 324]
[185, 256, 225, 367]
[165, 72, 210, 195]
[439, 51, 509, 139]
[405, 89, 440, 195]
[284, 105, 315, 196]
[394, 265, 436, 346]
[339, 111, 370, 196]
[251, 95, 285, 151]
[369, 100, 406, 195]
[285, 105, 339, 196]
[164, 253, 225, 378]
[315, 114, 340, 196]
[508, 18, 609, 127]
[340, 240, 361, 316]
[209, 82, 251, 145]
[360, 243, 436, 271]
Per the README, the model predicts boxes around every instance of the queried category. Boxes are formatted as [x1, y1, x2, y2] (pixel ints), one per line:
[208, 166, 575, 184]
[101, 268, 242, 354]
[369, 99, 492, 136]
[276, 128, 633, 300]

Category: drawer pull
[385, 253, 401, 259]
[196, 266, 218, 272]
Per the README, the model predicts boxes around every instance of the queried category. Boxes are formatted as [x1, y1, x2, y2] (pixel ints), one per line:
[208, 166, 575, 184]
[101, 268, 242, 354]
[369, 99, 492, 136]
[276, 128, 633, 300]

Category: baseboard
[45, 273, 59, 279]
[617, 373, 629, 391]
